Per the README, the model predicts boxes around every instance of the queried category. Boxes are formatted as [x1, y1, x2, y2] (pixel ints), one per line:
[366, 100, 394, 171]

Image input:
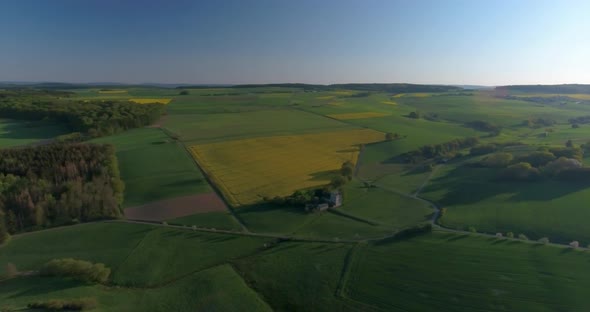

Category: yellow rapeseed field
[189, 129, 385, 206]
[381, 101, 397, 105]
[327, 112, 389, 120]
[98, 90, 128, 94]
[129, 98, 172, 104]
[316, 95, 335, 100]
[392, 93, 431, 98]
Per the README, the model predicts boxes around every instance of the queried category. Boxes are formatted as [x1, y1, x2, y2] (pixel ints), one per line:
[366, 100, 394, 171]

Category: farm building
[329, 191, 342, 207]
[305, 191, 342, 212]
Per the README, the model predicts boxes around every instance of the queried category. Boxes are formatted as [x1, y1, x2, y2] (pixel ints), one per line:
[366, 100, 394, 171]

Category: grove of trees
[0, 143, 124, 242]
[0, 89, 165, 137]
[40, 258, 111, 284]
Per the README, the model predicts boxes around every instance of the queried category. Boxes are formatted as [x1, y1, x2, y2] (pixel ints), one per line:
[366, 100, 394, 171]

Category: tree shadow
[423, 165, 590, 206]
[308, 169, 339, 181]
[0, 119, 64, 141]
[5, 276, 82, 299]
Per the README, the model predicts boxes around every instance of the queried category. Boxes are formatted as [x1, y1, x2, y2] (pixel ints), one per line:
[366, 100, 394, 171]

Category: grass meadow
[91, 128, 211, 207]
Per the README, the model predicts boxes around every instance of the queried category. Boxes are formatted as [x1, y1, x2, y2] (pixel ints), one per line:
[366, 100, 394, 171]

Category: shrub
[538, 237, 550, 244]
[570, 241, 580, 248]
[549, 147, 583, 161]
[162, 221, 168, 226]
[495, 233, 503, 238]
[408, 111, 420, 119]
[572, 124, 580, 128]
[542, 157, 582, 176]
[506, 232, 514, 239]
[191, 225, 197, 231]
[468, 226, 477, 233]
[481, 152, 513, 168]
[40, 259, 110, 284]
[516, 151, 556, 167]
[179, 90, 190, 95]
[28, 298, 98, 311]
[498, 162, 541, 181]
[518, 233, 529, 240]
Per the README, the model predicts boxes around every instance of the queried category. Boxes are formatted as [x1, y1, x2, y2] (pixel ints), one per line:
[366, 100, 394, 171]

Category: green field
[164, 109, 353, 143]
[345, 232, 590, 311]
[0, 119, 68, 148]
[422, 162, 590, 244]
[3, 86, 590, 310]
[169, 211, 242, 231]
[92, 128, 211, 207]
[0, 265, 272, 312]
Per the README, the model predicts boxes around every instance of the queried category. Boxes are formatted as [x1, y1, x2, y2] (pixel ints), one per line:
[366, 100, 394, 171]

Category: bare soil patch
[124, 193, 227, 221]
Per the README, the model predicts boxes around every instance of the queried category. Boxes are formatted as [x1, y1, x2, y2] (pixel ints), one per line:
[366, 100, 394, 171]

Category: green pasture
[346, 232, 590, 311]
[91, 128, 211, 207]
[164, 109, 353, 143]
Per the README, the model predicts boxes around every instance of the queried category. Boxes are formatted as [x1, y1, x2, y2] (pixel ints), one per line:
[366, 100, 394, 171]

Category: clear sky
[1, 0, 589, 85]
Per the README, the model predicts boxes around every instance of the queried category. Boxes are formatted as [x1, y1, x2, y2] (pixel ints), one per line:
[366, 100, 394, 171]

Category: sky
[1, 0, 589, 85]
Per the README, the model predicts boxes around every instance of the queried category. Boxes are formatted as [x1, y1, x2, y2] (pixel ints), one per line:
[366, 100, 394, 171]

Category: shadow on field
[5, 277, 81, 299]
[423, 165, 590, 206]
[308, 169, 339, 181]
[236, 203, 307, 216]
[0, 120, 60, 140]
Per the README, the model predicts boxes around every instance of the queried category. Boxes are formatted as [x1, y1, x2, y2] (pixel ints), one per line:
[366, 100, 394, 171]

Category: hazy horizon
[2, 0, 589, 85]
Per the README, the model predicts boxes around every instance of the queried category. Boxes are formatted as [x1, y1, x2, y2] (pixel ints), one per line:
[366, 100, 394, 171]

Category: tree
[538, 237, 550, 244]
[572, 124, 580, 128]
[566, 139, 574, 148]
[340, 161, 354, 180]
[330, 176, 347, 188]
[385, 132, 394, 141]
[481, 152, 513, 168]
[543, 157, 582, 176]
[408, 111, 420, 119]
[517, 151, 555, 167]
[179, 90, 190, 95]
[506, 232, 514, 239]
[569, 241, 579, 249]
[518, 233, 528, 240]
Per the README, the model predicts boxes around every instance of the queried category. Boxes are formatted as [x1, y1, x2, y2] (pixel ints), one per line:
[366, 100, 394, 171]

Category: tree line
[0, 89, 165, 137]
[403, 137, 480, 163]
[0, 143, 124, 242]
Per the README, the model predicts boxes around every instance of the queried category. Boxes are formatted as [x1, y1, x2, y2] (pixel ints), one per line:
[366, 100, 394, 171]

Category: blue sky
[1, 0, 589, 85]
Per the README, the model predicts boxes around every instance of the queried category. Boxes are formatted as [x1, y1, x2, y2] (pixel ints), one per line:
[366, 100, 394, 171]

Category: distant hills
[496, 84, 590, 94]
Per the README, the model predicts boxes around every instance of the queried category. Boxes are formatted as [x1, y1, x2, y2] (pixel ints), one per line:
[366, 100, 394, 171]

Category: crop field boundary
[157, 127, 250, 232]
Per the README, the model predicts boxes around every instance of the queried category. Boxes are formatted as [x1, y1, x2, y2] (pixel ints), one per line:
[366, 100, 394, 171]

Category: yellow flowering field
[381, 101, 397, 105]
[189, 129, 385, 206]
[129, 98, 172, 104]
[327, 112, 389, 120]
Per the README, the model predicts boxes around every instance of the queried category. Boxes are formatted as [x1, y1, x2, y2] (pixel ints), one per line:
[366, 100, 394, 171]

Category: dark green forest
[0, 90, 165, 137]
[0, 143, 124, 242]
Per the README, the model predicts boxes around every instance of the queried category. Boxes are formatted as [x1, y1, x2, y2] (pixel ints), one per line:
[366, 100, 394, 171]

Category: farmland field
[4, 85, 590, 310]
[327, 112, 390, 120]
[345, 232, 590, 311]
[129, 98, 172, 104]
[189, 128, 385, 206]
[164, 109, 353, 143]
[91, 128, 211, 207]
